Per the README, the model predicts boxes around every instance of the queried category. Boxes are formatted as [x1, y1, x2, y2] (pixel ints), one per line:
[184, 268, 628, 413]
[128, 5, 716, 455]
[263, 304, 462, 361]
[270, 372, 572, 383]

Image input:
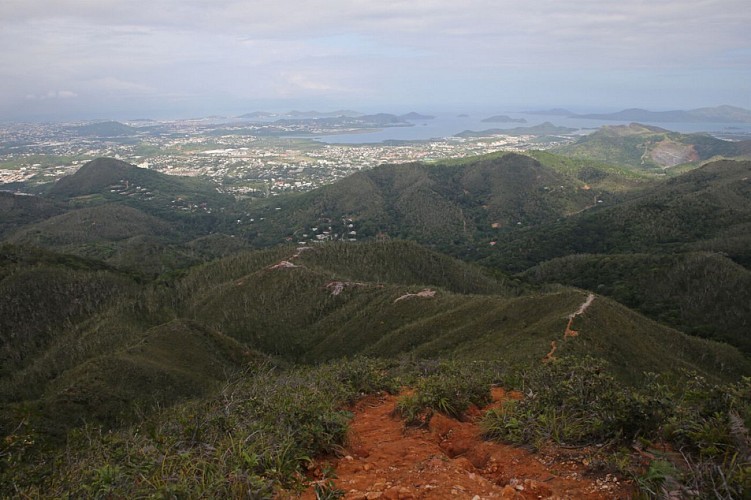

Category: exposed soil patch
[544, 293, 595, 363]
[394, 289, 437, 303]
[301, 388, 633, 499]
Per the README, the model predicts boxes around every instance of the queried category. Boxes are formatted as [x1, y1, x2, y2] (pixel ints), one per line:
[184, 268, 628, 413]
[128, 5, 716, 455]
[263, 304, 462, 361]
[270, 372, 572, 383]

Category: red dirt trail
[300, 388, 633, 499]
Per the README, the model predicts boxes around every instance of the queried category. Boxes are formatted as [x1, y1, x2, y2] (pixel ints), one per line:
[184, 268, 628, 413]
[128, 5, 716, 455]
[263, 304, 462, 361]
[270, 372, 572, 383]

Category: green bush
[482, 357, 751, 497]
[482, 357, 666, 447]
[2, 359, 400, 497]
[393, 361, 493, 425]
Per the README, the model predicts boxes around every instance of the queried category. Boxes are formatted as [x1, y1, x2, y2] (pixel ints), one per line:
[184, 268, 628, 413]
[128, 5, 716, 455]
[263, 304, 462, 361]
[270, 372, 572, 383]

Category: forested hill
[554, 123, 751, 170]
[240, 152, 611, 250]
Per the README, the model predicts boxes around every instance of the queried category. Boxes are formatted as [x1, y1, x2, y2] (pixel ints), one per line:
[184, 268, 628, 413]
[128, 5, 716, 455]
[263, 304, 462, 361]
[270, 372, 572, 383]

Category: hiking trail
[299, 388, 631, 499]
[544, 293, 595, 363]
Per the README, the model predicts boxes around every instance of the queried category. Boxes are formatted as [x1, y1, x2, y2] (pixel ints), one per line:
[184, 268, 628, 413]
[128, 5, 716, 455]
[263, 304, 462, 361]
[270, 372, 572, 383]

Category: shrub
[482, 356, 667, 447]
[393, 360, 493, 425]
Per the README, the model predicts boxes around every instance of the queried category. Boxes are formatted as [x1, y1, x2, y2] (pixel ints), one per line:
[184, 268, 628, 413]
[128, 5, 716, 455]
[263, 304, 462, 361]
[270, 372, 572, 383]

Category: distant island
[456, 122, 576, 137]
[524, 108, 574, 116]
[481, 115, 527, 124]
[573, 105, 751, 123]
[399, 112, 435, 120]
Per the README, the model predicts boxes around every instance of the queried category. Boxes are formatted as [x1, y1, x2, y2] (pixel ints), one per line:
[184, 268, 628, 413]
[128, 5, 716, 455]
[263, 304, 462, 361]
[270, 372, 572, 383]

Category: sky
[1, 0, 749, 121]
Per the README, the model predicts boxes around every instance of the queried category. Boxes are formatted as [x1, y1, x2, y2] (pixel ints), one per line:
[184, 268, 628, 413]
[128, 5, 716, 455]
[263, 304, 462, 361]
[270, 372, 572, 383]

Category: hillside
[180, 243, 747, 380]
[1, 158, 251, 273]
[2, 240, 747, 439]
[522, 252, 751, 354]
[0, 245, 138, 379]
[486, 159, 751, 271]
[3, 152, 751, 497]
[0, 191, 63, 239]
[555, 123, 751, 170]
[241, 152, 607, 252]
[48, 157, 234, 213]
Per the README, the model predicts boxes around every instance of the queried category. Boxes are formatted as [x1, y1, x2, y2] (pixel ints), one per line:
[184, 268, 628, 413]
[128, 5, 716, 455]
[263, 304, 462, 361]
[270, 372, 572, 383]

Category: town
[0, 118, 576, 198]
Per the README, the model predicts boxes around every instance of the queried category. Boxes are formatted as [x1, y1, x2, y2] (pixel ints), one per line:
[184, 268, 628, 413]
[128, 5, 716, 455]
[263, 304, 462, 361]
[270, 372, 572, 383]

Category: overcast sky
[1, 0, 749, 120]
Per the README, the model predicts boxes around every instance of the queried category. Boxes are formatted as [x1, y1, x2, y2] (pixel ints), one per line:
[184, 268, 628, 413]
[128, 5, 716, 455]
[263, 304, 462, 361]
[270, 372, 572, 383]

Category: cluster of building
[0, 119, 573, 197]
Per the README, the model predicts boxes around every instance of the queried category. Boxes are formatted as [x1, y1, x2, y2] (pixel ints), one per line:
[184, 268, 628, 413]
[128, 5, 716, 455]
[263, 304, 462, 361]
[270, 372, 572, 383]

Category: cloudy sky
[1, 0, 749, 120]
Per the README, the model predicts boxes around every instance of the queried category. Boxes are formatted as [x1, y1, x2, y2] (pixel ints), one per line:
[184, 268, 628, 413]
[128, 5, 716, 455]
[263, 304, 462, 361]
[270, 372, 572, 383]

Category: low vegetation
[482, 356, 751, 498]
[1, 358, 397, 497]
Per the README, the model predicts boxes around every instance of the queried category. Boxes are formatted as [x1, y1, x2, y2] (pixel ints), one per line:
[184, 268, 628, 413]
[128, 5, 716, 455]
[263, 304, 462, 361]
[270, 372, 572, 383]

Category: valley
[1, 125, 751, 497]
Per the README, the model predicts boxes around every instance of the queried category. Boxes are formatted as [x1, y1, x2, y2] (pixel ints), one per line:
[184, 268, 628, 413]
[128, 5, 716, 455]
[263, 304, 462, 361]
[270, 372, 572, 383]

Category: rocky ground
[299, 388, 634, 499]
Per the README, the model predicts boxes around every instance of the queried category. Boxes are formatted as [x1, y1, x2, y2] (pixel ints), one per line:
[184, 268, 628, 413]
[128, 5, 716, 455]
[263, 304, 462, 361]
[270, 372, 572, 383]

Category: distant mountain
[574, 105, 751, 123]
[238, 111, 279, 119]
[239, 110, 364, 120]
[525, 108, 574, 116]
[399, 112, 435, 120]
[456, 122, 576, 138]
[481, 115, 527, 123]
[69, 121, 140, 137]
[285, 110, 363, 118]
[22, 158, 243, 272]
[270, 113, 411, 128]
[555, 123, 751, 169]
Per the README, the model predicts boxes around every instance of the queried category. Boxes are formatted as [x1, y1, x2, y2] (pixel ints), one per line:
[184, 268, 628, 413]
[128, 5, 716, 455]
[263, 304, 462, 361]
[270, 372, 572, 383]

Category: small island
[481, 115, 527, 124]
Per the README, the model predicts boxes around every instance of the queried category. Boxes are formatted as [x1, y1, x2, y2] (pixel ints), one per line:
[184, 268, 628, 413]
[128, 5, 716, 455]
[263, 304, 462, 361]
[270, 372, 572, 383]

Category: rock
[442, 438, 472, 458]
[382, 487, 401, 500]
[453, 457, 475, 471]
[430, 413, 456, 439]
[466, 446, 490, 469]
[501, 484, 519, 498]
[397, 487, 415, 499]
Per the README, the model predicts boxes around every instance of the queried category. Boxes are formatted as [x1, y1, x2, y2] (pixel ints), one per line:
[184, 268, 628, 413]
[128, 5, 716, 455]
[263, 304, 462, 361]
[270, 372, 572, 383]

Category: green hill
[0, 245, 138, 379]
[69, 121, 140, 137]
[3, 150, 751, 497]
[486, 159, 751, 271]
[50, 157, 233, 208]
[242, 152, 606, 252]
[555, 123, 751, 170]
[522, 252, 751, 354]
[3, 204, 198, 272]
[178, 242, 747, 381]
[3, 156, 256, 273]
[3, 240, 747, 439]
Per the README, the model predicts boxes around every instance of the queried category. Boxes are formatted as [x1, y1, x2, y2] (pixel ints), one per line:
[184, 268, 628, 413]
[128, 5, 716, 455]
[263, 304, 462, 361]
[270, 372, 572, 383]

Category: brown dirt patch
[299, 388, 634, 499]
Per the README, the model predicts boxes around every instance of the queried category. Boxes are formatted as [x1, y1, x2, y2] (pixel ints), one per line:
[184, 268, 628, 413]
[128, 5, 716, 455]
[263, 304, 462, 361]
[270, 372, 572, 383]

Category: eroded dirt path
[302, 388, 632, 499]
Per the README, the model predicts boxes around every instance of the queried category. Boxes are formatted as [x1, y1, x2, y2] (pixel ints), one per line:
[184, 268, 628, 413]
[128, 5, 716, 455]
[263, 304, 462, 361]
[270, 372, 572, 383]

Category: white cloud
[25, 90, 78, 100]
[0, 0, 749, 118]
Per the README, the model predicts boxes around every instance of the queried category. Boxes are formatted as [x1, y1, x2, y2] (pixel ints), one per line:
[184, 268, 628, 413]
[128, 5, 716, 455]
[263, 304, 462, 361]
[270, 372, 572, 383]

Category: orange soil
[299, 388, 633, 499]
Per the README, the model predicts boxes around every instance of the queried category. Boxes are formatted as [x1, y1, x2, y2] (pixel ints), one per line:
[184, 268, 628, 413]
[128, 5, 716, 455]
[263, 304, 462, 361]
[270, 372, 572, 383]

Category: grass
[1, 357, 400, 497]
[482, 356, 751, 498]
